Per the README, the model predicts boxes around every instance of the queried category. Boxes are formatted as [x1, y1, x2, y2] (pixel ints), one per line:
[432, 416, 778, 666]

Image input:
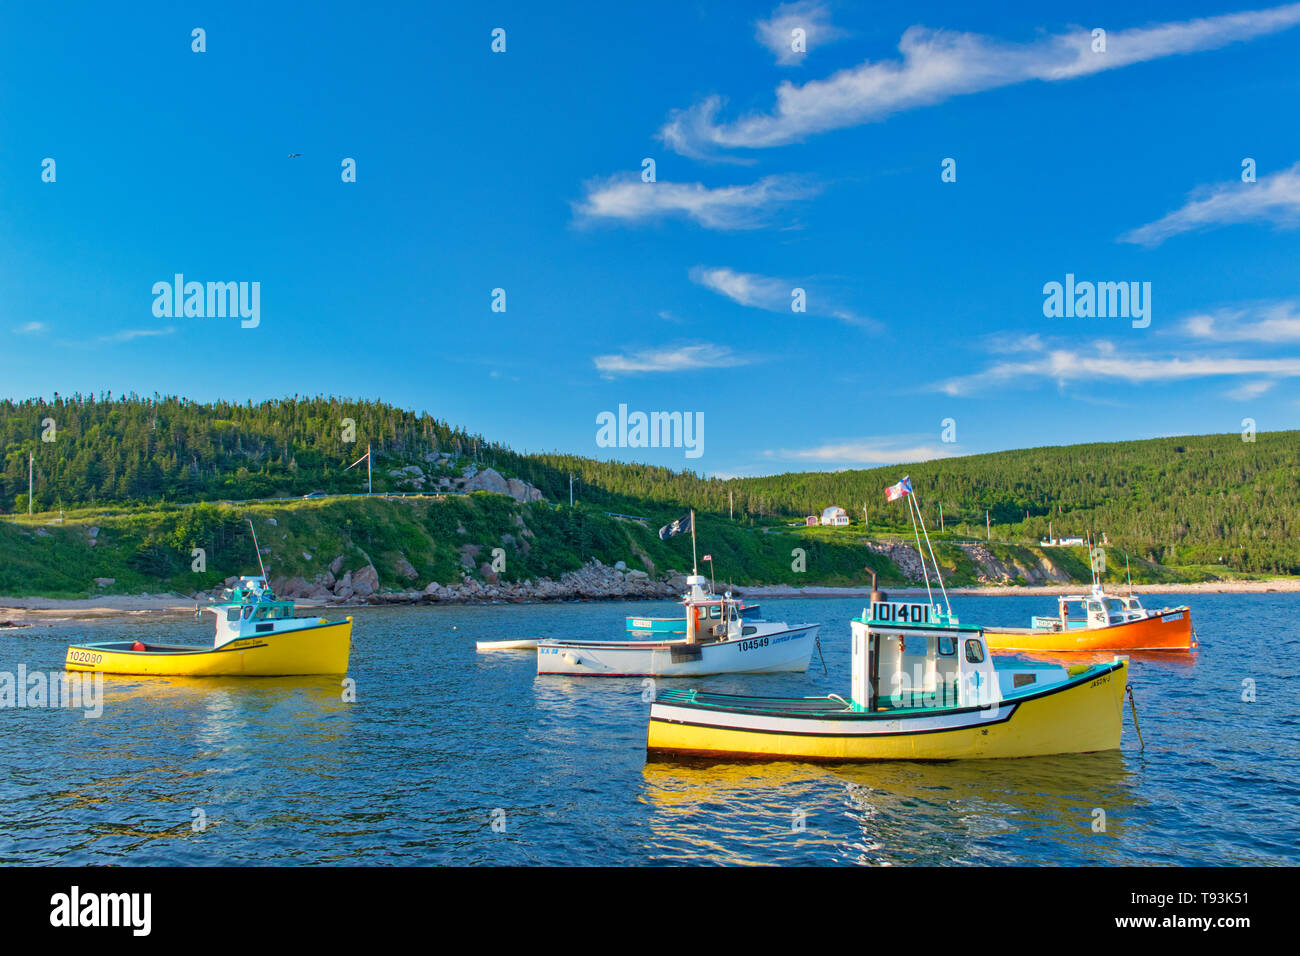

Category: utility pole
[939, 502, 944, 533]
[569, 473, 574, 507]
[367, 441, 372, 494]
[729, 489, 733, 520]
[986, 509, 990, 541]
[28, 452, 34, 515]
[863, 503, 868, 529]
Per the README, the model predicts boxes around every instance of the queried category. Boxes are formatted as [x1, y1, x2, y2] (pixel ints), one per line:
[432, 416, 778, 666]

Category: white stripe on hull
[649, 700, 1014, 736]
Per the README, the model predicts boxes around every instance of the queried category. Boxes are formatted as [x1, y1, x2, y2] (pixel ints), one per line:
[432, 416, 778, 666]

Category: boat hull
[646, 659, 1128, 761]
[985, 608, 1192, 652]
[65, 618, 353, 676]
[539, 624, 818, 677]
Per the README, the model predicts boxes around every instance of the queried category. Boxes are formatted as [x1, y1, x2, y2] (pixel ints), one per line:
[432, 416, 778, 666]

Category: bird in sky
[287, 153, 302, 158]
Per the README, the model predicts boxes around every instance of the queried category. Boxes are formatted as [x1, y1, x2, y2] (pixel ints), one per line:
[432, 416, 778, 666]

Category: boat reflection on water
[90, 675, 356, 766]
[640, 750, 1136, 865]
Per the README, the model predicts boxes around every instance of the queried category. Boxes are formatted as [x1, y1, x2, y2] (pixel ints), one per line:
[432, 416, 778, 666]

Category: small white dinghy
[537, 574, 819, 677]
[476, 638, 540, 651]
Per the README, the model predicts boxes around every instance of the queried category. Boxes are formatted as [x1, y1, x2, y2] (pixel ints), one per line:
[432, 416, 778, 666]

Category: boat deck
[654, 661, 1112, 719]
[75, 641, 212, 654]
[656, 688, 856, 716]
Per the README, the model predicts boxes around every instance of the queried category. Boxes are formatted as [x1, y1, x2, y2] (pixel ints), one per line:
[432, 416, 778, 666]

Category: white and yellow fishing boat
[647, 599, 1129, 762]
[65, 576, 352, 677]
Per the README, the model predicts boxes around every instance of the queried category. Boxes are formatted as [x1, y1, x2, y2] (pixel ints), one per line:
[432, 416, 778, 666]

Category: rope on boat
[1126, 683, 1145, 751]
[815, 633, 827, 675]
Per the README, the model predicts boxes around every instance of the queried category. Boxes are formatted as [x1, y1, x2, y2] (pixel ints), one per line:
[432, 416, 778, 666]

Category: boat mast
[908, 489, 950, 615]
[247, 518, 268, 579]
[904, 492, 934, 608]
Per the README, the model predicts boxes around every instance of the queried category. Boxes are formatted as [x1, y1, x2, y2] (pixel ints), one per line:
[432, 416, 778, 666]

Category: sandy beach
[0, 593, 330, 623]
[739, 579, 1300, 599]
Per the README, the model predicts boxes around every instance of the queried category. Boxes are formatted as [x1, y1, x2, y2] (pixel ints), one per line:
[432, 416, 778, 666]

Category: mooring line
[1126, 683, 1145, 751]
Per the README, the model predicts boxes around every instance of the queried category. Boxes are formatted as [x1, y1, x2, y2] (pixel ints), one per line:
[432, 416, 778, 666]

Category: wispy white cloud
[933, 336, 1300, 395]
[689, 265, 882, 331]
[662, 5, 1300, 157]
[1121, 162, 1300, 245]
[756, 1, 848, 66]
[691, 266, 789, 310]
[984, 332, 1045, 353]
[99, 327, 175, 343]
[14, 321, 46, 334]
[763, 437, 956, 466]
[1225, 379, 1275, 400]
[573, 174, 818, 229]
[1181, 300, 1300, 343]
[593, 344, 752, 377]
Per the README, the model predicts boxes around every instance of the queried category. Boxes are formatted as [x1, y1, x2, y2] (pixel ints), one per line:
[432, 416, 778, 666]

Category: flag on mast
[885, 476, 913, 502]
[658, 513, 693, 540]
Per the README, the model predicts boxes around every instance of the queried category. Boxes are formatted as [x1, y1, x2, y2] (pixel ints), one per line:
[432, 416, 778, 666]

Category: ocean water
[1, 594, 1296, 866]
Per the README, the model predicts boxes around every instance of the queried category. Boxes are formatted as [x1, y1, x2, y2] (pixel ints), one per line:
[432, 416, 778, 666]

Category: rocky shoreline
[4, 573, 1298, 619]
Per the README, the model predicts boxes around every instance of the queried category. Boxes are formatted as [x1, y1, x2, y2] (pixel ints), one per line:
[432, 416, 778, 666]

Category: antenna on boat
[1087, 531, 1099, 591]
[690, 508, 697, 576]
[247, 518, 267, 579]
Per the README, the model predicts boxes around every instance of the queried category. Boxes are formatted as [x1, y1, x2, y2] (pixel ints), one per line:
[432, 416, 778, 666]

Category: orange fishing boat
[984, 588, 1195, 652]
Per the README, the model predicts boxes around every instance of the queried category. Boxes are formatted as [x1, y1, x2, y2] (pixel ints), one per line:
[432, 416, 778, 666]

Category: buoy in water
[131, 641, 146, 651]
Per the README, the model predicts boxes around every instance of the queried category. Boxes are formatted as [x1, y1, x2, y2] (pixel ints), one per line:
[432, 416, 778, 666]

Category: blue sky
[4, 1, 1300, 477]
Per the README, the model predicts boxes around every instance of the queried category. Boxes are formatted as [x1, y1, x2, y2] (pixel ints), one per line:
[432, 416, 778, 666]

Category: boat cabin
[850, 601, 1069, 712]
[681, 574, 757, 645]
[201, 576, 300, 647]
[851, 602, 997, 711]
[1031, 589, 1148, 631]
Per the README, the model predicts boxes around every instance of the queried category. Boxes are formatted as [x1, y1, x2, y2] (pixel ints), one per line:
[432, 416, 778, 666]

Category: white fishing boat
[537, 573, 819, 676]
[478, 509, 821, 675]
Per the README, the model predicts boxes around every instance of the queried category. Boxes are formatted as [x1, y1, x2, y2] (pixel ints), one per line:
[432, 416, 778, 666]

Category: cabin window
[902, 635, 928, 656]
[709, 607, 721, 619]
[964, 640, 985, 664]
[226, 608, 241, 623]
[938, 636, 957, 657]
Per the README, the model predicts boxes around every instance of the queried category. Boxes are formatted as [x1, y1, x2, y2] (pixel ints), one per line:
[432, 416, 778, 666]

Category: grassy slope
[0, 495, 1235, 598]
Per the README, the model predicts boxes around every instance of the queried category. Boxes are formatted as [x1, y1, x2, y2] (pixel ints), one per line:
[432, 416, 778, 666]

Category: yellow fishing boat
[647, 600, 1130, 762]
[65, 576, 352, 677]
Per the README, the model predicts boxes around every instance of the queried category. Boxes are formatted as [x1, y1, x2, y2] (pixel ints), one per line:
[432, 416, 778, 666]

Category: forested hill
[3, 394, 1298, 574]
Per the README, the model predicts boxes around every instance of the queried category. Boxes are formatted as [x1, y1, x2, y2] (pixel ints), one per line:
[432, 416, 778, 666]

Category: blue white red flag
[885, 476, 913, 502]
